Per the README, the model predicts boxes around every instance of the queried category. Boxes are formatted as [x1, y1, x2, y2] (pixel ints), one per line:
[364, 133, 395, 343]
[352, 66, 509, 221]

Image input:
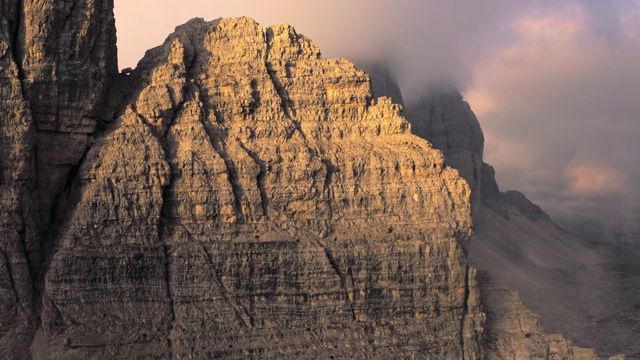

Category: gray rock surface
[17, 0, 118, 258]
[480, 162, 508, 219]
[369, 68, 632, 357]
[405, 89, 485, 214]
[0, 3, 38, 358]
[0, 1, 120, 358]
[479, 272, 600, 360]
[501, 190, 549, 222]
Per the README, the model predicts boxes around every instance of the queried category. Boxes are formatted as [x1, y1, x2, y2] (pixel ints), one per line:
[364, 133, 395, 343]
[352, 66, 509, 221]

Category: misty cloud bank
[114, 0, 640, 241]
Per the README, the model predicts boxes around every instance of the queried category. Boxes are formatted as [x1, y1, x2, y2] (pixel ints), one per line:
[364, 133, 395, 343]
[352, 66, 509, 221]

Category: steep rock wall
[17, 0, 118, 255]
[388, 81, 624, 358]
[0, 3, 37, 358]
[0, 3, 616, 358]
[405, 90, 485, 215]
[367, 65, 614, 358]
[0, 1, 117, 358]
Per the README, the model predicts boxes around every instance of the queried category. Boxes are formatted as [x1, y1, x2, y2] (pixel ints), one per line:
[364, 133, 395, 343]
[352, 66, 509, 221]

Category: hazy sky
[114, 0, 640, 240]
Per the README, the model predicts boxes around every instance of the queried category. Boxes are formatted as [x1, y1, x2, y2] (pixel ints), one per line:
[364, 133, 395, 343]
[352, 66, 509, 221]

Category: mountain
[363, 64, 635, 357]
[0, 2, 617, 359]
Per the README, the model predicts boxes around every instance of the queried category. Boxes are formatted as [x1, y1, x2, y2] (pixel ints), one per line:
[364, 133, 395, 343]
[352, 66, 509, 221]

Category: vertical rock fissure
[9, 1, 22, 78]
[1, 251, 17, 302]
[201, 245, 254, 328]
[162, 243, 175, 359]
[265, 62, 293, 119]
[35, 134, 94, 278]
[155, 92, 196, 359]
[158, 156, 177, 359]
[190, 83, 245, 224]
[460, 264, 471, 360]
[17, 208, 29, 271]
[155, 146, 176, 359]
[204, 130, 245, 223]
[321, 159, 335, 218]
[315, 240, 357, 321]
[237, 140, 269, 219]
[159, 173, 177, 359]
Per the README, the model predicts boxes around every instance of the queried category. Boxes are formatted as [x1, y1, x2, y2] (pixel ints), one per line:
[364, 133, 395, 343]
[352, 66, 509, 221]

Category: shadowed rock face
[17, 0, 118, 249]
[1, 1, 116, 358]
[359, 62, 405, 108]
[0, 3, 610, 359]
[405, 90, 485, 215]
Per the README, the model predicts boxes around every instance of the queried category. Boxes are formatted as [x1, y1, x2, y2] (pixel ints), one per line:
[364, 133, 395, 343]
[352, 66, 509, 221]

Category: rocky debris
[479, 272, 600, 360]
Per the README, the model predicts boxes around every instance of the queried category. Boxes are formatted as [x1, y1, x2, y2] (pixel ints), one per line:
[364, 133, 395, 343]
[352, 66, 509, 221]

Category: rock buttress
[369, 66, 611, 358]
[16, 0, 118, 255]
[41, 17, 485, 359]
[0, 1, 118, 358]
[0, 3, 37, 358]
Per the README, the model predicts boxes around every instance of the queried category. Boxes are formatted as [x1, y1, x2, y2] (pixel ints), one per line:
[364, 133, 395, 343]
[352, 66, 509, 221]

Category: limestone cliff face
[18, 0, 118, 253]
[0, 3, 38, 358]
[39, 17, 486, 358]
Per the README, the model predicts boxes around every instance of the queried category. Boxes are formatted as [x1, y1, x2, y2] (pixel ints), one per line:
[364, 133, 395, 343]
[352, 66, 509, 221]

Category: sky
[114, 0, 640, 240]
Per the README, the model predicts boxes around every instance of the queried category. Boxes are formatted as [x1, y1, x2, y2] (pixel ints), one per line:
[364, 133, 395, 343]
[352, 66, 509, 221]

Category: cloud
[465, 1, 640, 238]
[565, 154, 629, 198]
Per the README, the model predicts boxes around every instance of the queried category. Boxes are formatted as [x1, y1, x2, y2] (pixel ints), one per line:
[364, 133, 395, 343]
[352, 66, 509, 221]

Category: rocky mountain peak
[32, 16, 484, 358]
[369, 62, 628, 358]
[502, 190, 550, 222]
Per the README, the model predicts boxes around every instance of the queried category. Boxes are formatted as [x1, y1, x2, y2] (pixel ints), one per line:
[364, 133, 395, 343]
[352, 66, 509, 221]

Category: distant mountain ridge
[364, 62, 637, 357]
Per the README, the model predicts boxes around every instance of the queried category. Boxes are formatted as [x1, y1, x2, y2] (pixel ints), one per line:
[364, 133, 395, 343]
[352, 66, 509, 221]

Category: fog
[114, 0, 640, 241]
